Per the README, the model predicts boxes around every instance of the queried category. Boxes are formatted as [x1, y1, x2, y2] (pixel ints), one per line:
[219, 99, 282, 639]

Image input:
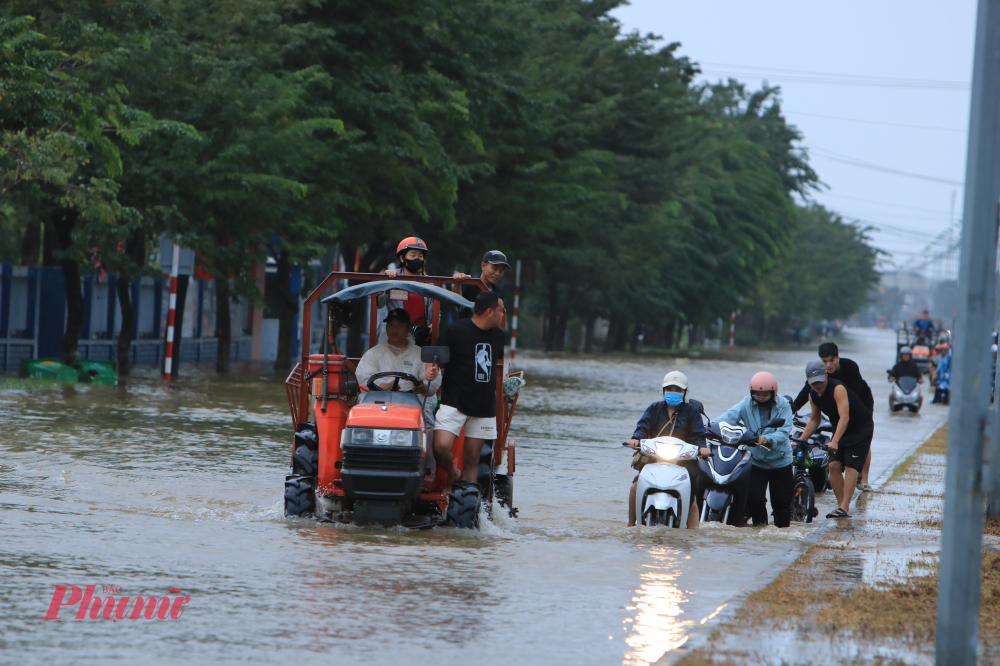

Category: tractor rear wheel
[292, 445, 319, 478]
[284, 475, 315, 517]
[445, 481, 481, 529]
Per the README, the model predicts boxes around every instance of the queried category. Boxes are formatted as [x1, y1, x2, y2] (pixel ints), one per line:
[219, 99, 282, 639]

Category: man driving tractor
[355, 308, 441, 430]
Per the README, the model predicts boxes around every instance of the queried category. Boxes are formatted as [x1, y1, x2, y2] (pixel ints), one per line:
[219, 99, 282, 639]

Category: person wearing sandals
[791, 342, 875, 493]
[798, 360, 874, 519]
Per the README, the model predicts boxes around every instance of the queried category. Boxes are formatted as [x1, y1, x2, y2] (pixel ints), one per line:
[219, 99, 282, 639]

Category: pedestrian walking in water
[792, 342, 875, 492]
[798, 360, 874, 519]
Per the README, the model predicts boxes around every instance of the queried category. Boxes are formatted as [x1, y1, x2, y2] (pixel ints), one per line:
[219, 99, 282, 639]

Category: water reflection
[623, 546, 692, 666]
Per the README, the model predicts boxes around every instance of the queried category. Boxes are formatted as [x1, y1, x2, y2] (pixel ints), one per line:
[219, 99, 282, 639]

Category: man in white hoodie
[355, 308, 442, 429]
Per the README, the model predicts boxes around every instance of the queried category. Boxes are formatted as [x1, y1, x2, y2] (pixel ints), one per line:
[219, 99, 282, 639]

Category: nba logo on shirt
[475, 343, 492, 382]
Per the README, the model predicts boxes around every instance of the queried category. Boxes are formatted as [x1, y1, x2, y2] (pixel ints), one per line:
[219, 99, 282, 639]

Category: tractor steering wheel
[366, 371, 422, 393]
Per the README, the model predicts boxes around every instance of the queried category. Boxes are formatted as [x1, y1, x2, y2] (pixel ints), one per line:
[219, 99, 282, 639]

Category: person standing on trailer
[798, 360, 874, 520]
[453, 250, 509, 318]
[424, 291, 507, 491]
[792, 342, 875, 492]
[378, 237, 434, 344]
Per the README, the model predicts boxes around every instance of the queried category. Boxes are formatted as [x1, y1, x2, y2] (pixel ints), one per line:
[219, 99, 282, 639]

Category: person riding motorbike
[377, 237, 434, 344]
[711, 372, 794, 527]
[913, 310, 935, 346]
[627, 371, 710, 528]
[888, 346, 924, 411]
[934, 346, 952, 405]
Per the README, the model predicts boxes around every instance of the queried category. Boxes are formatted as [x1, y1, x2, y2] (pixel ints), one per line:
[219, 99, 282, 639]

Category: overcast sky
[611, 1, 977, 273]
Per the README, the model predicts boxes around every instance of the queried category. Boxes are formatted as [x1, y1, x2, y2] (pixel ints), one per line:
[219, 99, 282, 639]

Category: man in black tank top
[799, 360, 874, 519]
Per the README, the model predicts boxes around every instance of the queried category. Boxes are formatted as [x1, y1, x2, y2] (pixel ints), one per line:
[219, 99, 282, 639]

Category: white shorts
[433, 404, 497, 439]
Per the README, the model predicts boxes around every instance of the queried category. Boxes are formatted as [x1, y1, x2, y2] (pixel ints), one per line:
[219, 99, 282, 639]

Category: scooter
[787, 397, 832, 494]
[699, 415, 786, 524]
[627, 436, 703, 527]
[888, 372, 921, 413]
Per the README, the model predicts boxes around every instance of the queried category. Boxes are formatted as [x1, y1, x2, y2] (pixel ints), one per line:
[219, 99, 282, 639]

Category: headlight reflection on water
[622, 547, 692, 666]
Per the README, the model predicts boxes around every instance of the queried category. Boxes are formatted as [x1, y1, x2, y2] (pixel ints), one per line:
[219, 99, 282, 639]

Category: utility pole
[935, 0, 1000, 663]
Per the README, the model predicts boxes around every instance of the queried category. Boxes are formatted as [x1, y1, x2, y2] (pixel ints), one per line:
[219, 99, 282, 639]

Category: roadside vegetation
[0, 0, 880, 373]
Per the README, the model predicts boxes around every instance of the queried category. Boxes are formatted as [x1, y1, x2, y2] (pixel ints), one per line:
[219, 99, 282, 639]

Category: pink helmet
[750, 371, 778, 394]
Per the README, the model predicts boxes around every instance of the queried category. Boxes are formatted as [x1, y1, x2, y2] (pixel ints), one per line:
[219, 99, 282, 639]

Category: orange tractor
[283, 271, 523, 528]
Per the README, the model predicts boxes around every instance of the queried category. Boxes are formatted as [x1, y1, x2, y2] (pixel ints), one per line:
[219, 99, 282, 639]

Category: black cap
[383, 308, 411, 326]
[482, 250, 510, 268]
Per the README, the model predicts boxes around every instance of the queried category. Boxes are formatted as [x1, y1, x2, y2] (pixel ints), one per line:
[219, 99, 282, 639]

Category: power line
[787, 110, 966, 133]
[819, 192, 954, 215]
[805, 144, 965, 185]
[698, 63, 970, 91]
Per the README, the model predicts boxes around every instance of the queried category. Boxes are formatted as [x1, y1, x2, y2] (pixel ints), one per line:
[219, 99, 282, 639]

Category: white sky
[611, 0, 977, 272]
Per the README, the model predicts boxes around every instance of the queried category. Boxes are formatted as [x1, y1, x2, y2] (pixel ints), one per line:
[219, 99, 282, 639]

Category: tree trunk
[583, 316, 596, 353]
[116, 276, 134, 376]
[273, 251, 298, 371]
[51, 210, 83, 366]
[215, 277, 231, 373]
[663, 319, 676, 349]
[20, 222, 42, 266]
[115, 234, 146, 377]
[545, 274, 559, 352]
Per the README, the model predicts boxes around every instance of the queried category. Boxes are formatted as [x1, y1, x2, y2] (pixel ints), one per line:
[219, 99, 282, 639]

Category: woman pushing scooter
[711, 372, 794, 527]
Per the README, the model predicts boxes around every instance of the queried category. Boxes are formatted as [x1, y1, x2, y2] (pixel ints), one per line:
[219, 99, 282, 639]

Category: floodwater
[0, 328, 946, 665]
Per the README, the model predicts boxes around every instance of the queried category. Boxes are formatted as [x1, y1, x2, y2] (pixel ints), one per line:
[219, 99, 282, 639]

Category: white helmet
[662, 370, 689, 390]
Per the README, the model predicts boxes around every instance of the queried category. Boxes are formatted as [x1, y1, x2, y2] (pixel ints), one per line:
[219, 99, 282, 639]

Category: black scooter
[698, 414, 786, 524]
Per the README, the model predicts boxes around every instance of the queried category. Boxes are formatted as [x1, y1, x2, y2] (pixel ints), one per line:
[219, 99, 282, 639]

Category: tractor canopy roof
[321, 280, 474, 310]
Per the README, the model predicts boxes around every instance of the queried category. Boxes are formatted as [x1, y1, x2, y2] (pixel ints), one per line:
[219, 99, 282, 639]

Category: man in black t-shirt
[453, 250, 509, 318]
[799, 361, 874, 519]
[425, 291, 507, 490]
[792, 342, 875, 490]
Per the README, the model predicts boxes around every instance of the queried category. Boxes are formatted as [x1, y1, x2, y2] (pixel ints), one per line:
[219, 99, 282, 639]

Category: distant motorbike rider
[712, 372, 794, 528]
[792, 342, 875, 491]
[933, 346, 952, 405]
[888, 346, 924, 411]
[378, 237, 434, 344]
[627, 371, 709, 528]
[799, 360, 874, 519]
[913, 310, 935, 346]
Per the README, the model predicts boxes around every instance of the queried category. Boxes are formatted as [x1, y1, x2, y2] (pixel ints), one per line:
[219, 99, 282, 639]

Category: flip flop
[860, 484, 873, 493]
[826, 508, 851, 519]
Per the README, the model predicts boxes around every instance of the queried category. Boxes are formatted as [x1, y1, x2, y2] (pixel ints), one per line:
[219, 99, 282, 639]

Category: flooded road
[0, 329, 946, 665]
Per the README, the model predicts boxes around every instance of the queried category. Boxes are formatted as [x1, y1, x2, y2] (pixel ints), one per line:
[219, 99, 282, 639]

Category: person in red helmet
[378, 237, 433, 344]
[711, 371, 794, 527]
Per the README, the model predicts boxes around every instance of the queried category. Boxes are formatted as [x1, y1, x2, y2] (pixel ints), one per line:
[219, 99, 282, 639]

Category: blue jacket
[936, 353, 952, 390]
[711, 394, 793, 469]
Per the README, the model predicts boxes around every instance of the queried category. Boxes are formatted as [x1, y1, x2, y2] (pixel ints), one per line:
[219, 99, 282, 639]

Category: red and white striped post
[164, 242, 181, 381]
[510, 259, 521, 359]
[728, 311, 736, 354]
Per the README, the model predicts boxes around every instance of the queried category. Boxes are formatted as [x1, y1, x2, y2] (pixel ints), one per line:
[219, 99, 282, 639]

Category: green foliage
[0, 0, 879, 364]
[741, 205, 882, 340]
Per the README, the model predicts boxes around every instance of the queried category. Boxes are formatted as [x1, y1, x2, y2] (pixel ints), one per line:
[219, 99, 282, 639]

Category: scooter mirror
[420, 346, 450, 364]
[688, 398, 706, 415]
[763, 417, 785, 429]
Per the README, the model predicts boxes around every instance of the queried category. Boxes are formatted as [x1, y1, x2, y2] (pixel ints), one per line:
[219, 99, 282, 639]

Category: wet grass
[0, 377, 70, 392]
[678, 424, 1000, 665]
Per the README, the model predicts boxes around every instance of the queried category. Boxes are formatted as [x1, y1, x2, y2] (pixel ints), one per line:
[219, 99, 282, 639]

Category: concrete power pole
[935, 0, 1000, 663]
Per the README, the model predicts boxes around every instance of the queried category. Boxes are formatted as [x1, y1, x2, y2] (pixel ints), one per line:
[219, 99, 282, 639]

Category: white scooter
[629, 435, 702, 528]
[888, 373, 922, 413]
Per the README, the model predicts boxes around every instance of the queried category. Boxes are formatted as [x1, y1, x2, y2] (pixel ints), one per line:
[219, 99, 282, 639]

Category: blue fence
[0, 263, 254, 372]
